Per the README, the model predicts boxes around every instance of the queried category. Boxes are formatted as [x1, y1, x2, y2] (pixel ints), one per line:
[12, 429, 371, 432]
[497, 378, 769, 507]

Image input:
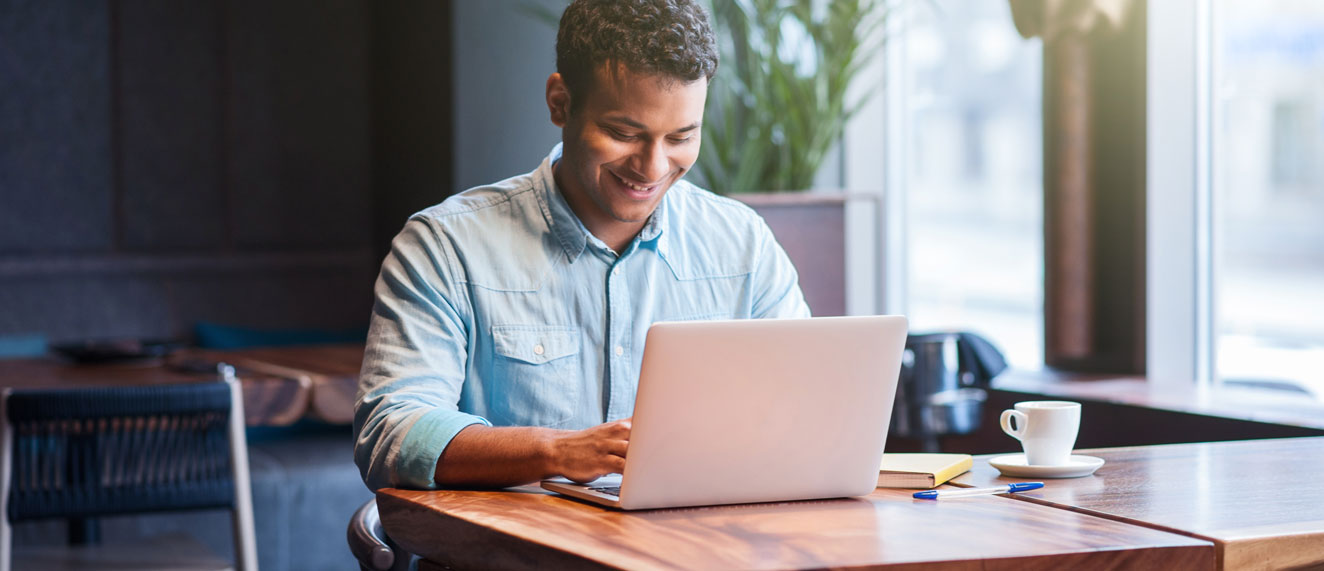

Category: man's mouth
[612, 171, 660, 194]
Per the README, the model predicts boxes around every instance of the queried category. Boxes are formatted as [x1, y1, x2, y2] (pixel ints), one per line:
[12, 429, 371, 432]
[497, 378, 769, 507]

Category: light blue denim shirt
[355, 144, 810, 491]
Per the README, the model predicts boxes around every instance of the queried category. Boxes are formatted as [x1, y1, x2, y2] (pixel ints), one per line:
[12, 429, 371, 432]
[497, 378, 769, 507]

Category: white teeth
[616, 173, 652, 192]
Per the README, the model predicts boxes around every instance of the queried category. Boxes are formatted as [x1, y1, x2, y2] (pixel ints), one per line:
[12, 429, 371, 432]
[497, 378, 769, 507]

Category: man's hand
[434, 418, 632, 488]
[548, 417, 632, 483]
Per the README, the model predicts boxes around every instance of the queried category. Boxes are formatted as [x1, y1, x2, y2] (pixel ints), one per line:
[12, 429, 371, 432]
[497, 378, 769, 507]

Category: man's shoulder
[666, 180, 771, 239]
[656, 182, 777, 281]
[412, 172, 541, 226]
[391, 171, 555, 290]
[667, 180, 765, 229]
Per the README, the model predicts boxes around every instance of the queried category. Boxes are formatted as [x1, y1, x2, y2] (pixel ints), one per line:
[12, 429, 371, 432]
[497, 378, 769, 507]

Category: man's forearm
[433, 424, 558, 488]
[433, 418, 632, 488]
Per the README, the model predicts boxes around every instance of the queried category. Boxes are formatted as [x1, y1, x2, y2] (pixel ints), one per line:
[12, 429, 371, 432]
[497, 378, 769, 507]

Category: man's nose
[635, 141, 668, 183]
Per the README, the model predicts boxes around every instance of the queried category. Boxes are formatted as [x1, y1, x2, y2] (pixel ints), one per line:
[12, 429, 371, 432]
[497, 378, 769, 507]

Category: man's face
[549, 65, 708, 250]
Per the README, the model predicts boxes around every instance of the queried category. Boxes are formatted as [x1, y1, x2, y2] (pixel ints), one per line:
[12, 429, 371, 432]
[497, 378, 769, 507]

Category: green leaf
[697, 0, 896, 193]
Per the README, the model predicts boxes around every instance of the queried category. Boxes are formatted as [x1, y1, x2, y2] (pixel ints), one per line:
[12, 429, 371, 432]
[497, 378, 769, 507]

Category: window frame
[1147, 0, 1216, 391]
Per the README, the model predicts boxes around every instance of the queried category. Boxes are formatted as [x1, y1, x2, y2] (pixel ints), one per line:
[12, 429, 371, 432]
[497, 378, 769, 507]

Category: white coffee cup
[999, 401, 1081, 466]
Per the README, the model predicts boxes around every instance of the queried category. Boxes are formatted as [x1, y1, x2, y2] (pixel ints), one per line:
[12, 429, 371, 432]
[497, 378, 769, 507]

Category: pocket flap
[492, 326, 580, 364]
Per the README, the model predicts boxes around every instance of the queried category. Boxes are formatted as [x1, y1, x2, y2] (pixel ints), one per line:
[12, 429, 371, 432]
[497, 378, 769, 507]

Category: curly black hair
[556, 0, 718, 111]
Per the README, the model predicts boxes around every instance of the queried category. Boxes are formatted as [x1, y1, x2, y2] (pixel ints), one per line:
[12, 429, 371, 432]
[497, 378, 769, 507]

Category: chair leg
[225, 370, 259, 571]
[68, 518, 100, 545]
[2, 390, 12, 571]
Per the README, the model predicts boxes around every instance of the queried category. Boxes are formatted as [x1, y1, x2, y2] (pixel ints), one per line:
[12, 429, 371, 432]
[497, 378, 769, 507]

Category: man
[355, 0, 809, 492]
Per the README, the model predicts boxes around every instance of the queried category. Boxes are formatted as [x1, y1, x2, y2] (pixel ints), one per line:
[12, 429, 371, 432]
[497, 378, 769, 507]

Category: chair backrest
[1, 376, 257, 571]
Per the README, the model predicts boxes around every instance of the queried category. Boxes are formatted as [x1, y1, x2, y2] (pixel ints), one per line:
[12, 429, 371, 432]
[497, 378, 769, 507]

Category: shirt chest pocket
[487, 325, 581, 428]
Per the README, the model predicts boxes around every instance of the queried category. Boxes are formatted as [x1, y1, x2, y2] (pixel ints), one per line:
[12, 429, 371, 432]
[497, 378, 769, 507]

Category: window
[898, 1, 1045, 368]
[1213, 0, 1324, 398]
[1151, 0, 1324, 401]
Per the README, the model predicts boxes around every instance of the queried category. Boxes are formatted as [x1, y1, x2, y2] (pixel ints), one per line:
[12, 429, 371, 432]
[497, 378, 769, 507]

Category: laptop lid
[546, 315, 907, 510]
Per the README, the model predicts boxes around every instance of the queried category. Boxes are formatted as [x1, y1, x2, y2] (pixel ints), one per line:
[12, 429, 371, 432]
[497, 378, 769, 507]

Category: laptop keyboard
[590, 485, 621, 497]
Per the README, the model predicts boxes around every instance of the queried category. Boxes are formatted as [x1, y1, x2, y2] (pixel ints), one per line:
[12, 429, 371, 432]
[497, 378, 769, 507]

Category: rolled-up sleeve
[354, 218, 489, 491]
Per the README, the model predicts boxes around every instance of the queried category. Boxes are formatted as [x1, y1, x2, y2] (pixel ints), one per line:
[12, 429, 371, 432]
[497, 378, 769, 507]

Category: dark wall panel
[0, 266, 373, 344]
[371, 0, 454, 261]
[119, 0, 225, 251]
[0, 0, 113, 253]
[227, 0, 371, 251]
[0, 276, 171, 342]
[0, 0, 442, 345]
[165, 270, 375, 333]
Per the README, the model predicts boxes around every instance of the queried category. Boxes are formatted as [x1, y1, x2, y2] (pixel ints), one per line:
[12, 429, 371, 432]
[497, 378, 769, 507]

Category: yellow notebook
[876, 453, 973, 489]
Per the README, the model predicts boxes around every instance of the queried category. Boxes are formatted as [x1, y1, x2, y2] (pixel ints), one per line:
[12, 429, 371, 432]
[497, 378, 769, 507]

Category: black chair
[1, 367, 257, 571]
[347, 498, 414, 571]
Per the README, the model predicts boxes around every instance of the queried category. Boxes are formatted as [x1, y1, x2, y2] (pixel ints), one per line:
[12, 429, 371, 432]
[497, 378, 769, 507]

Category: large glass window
[1213, 0, 1324, 398]
[902, 1, 1044, 368]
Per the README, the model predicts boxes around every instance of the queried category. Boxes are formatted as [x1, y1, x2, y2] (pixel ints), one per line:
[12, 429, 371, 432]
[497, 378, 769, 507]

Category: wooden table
[377, 484, 1213, 570]
[0, 344, 362, 426]
[951, 437, 1324, 570]
[190, 344, 362, 424]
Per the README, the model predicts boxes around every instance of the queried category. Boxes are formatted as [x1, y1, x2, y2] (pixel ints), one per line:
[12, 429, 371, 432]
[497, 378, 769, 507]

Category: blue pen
[913, 482, 1044, 500]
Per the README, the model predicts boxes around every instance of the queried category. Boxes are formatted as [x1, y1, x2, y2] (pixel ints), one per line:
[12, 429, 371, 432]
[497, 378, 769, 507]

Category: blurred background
[3, 1, 1323, 567]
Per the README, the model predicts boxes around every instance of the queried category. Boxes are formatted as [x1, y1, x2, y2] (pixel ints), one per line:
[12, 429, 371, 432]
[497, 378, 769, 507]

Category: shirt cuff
[397, 409, 491, 489]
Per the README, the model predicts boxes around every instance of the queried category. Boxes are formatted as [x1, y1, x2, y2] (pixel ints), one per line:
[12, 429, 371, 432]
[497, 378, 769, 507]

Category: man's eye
[606, 128, 637, 141]
[669, 136, 694, 144]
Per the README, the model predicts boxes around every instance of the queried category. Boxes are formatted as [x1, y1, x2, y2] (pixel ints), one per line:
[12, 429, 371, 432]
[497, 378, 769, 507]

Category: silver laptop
[541, 315, 908, 510]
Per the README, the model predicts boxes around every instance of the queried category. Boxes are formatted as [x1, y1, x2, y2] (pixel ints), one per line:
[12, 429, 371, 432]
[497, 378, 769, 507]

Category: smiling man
[354, 0, 810, 492]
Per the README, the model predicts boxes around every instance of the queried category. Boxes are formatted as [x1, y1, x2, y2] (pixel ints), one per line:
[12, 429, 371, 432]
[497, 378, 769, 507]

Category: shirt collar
[535, 144, 670, 261]
[536, 144, 590, 262]
[638, 187, 667, 244]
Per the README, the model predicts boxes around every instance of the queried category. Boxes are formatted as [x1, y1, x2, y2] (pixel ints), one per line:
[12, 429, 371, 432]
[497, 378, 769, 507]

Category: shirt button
[615, 346, 624, 356]
[533, 344, 545, 355]
[612, 267, 620, 277]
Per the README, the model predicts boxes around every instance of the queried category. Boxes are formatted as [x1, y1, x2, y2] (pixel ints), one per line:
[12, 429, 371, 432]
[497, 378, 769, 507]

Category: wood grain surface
[378, 484, 1212, 570]
[0, 355, 305, 426]
[195, 343, 362, 424]
[952, 437, 1324, 570]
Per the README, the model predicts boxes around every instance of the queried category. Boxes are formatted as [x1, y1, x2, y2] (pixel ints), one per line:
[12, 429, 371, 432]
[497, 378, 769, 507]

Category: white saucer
[988, 454, 1105, 478]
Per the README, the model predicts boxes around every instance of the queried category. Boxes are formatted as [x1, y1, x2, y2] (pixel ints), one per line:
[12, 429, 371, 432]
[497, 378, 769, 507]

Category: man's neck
[552, 165, 646, 254]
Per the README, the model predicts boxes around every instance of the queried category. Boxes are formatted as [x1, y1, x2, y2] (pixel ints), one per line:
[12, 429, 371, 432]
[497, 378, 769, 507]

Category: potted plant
[698, 0, 890, 316]
[696, 0, 888, 194]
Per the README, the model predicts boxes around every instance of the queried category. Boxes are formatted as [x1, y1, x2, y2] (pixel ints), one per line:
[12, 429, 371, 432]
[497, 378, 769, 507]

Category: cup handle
[1000, 409, 1028, 440]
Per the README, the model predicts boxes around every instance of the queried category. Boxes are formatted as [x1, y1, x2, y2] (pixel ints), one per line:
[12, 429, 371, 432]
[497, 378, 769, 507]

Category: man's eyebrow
[602, 116, 701, 134]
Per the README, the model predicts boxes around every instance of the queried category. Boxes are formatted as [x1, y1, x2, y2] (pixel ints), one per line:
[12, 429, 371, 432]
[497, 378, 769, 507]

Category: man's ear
[546, 73, 571, 127]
